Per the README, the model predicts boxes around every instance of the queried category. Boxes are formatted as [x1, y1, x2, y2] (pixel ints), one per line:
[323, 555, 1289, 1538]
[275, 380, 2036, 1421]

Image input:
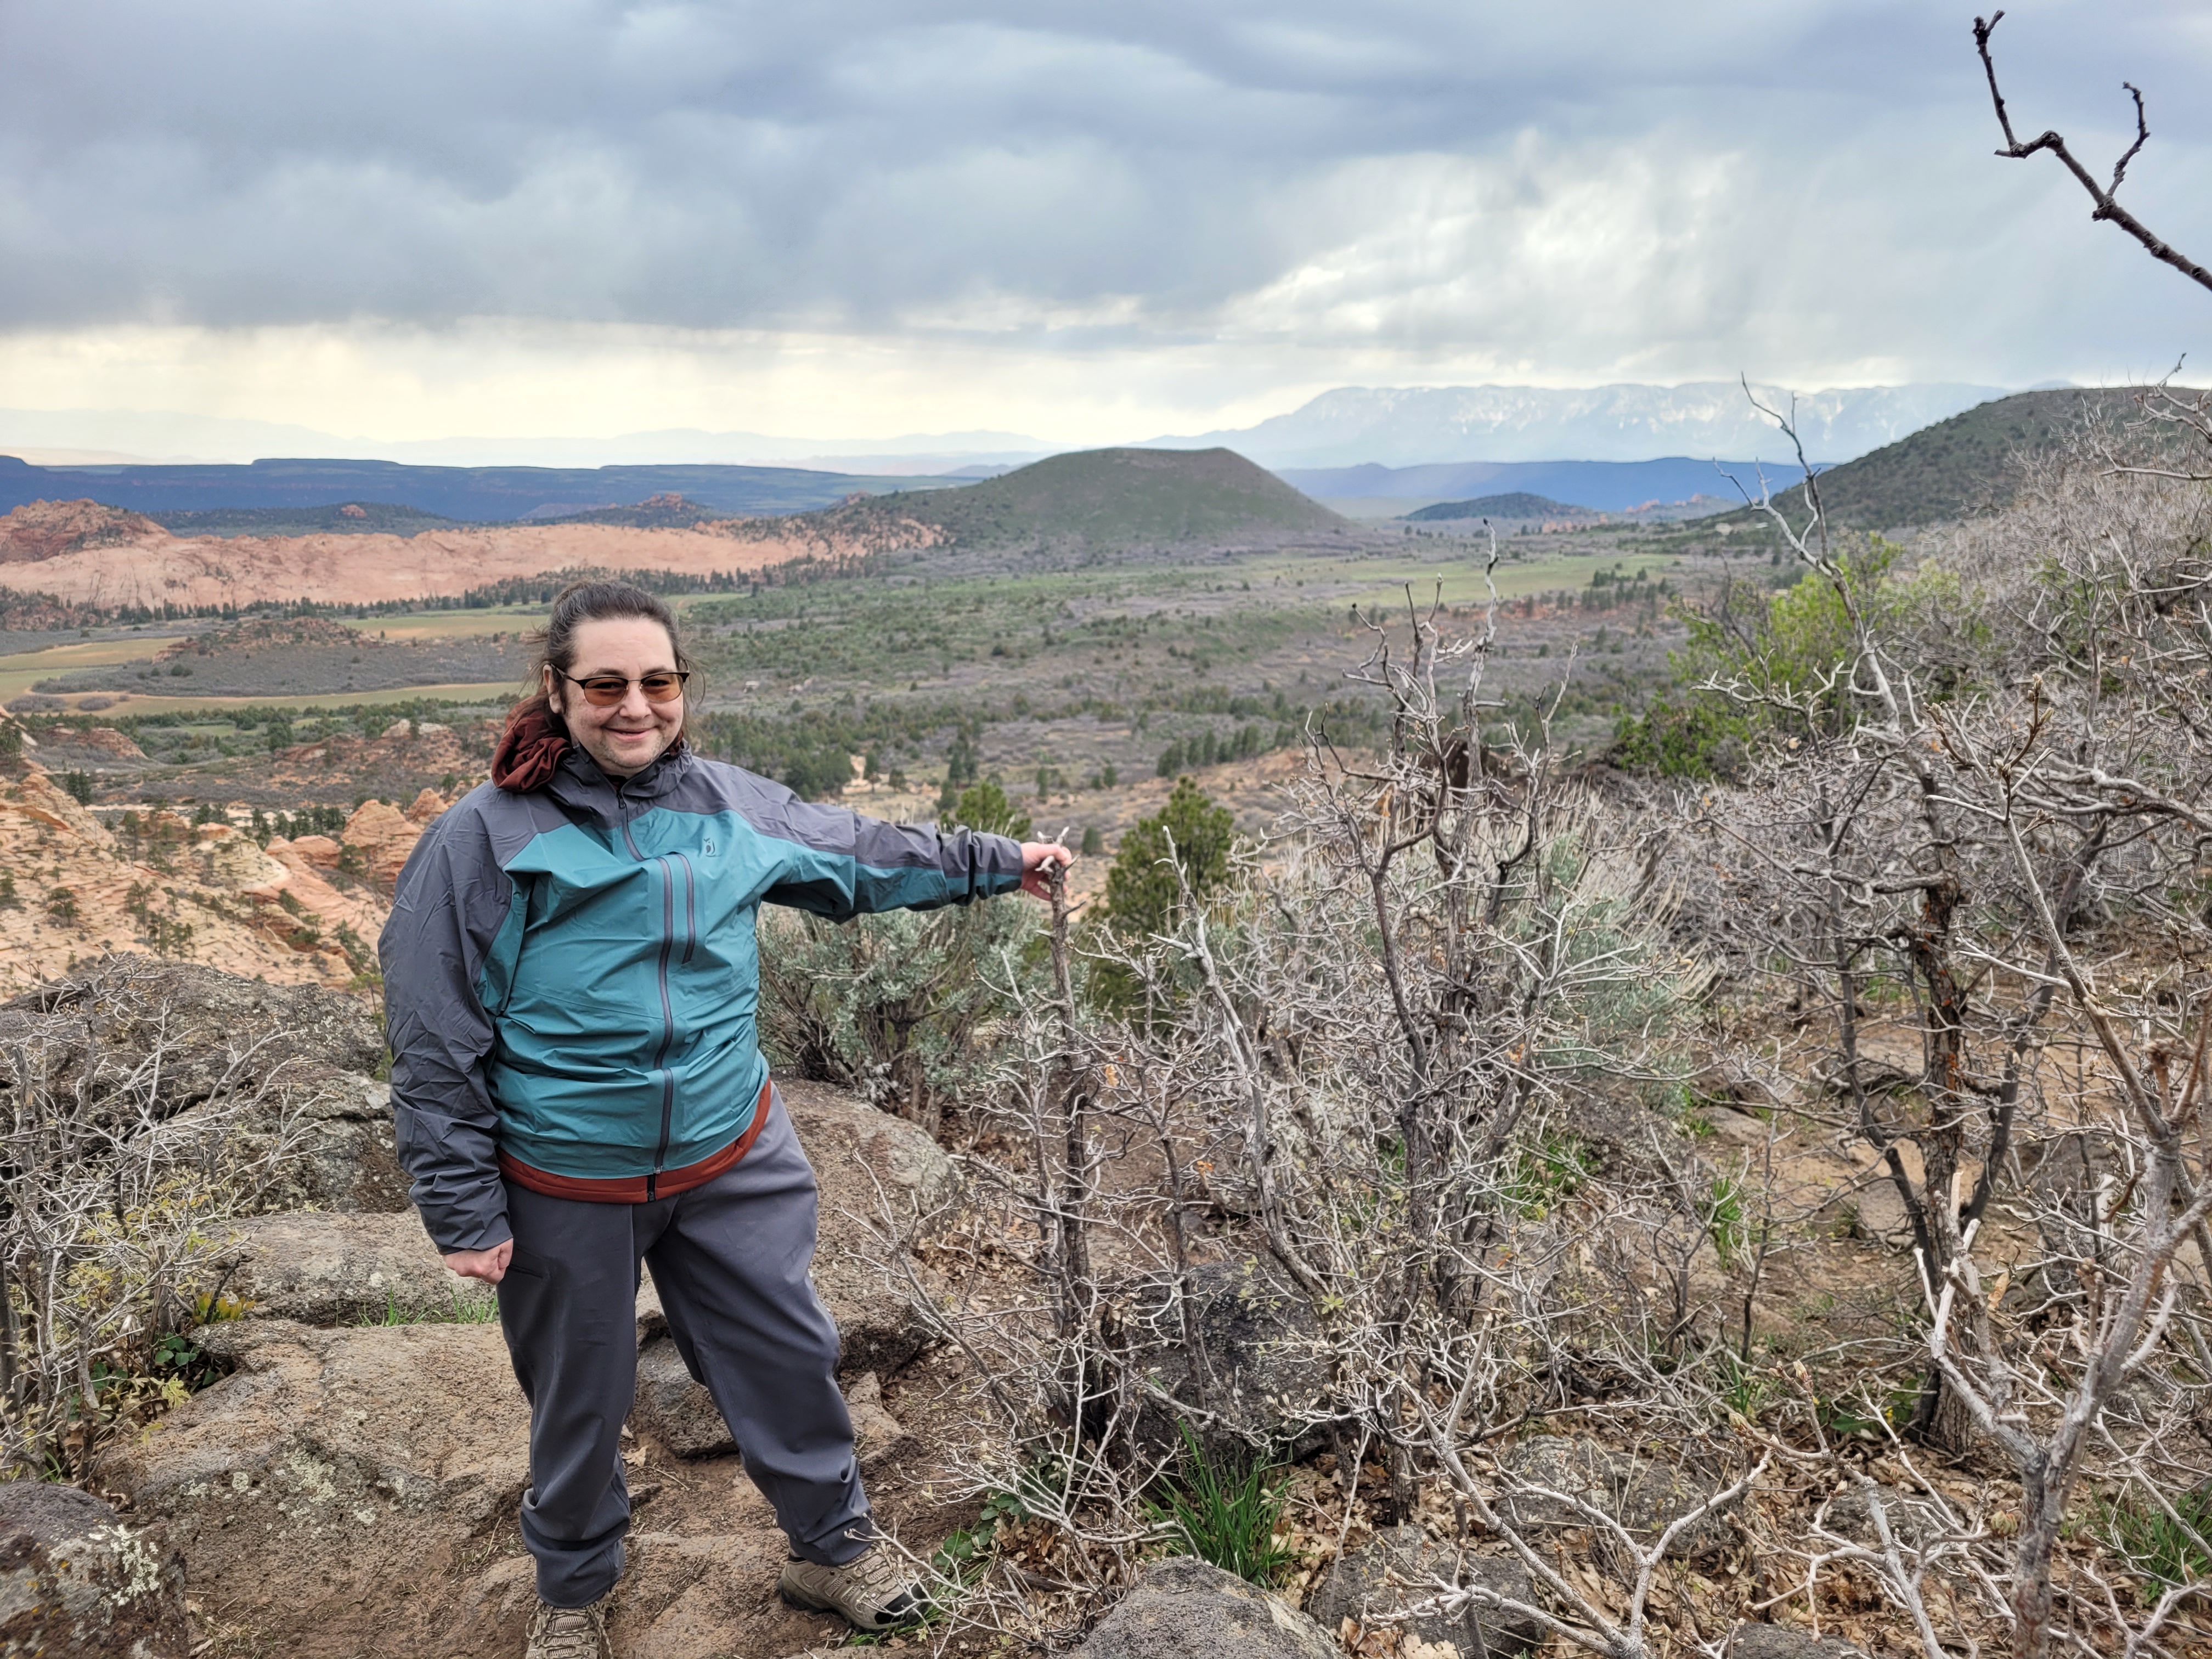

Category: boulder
[633, 1336, 736, 1459]
[1818, 1483, 1946, 1551]
[628, 1343, 913, 1475]
[844, 1371, 917, 1477]
[0, 1480, 189, 1658]
[339, 800, 424, 894]
[1131, 1257, 1331, 1459]
[171, 1070, 409, 1214]
[0, 956, 384, 1116]
[223, 1210, 481, 1325]
[94, 1319, 532, 1658]
[781, 1080, 960, 1374]
[1729, 1623, 1870, 1659]
[1074, 1557, 1337, 1659]
[1496, 1436, 1736, 1560]
[288, 833, 342, 870]
[1306, 1525, 1543, 1657]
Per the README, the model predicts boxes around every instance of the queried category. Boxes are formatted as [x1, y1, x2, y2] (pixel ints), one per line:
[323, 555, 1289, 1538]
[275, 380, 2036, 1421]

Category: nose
[616, 682, 654, 720]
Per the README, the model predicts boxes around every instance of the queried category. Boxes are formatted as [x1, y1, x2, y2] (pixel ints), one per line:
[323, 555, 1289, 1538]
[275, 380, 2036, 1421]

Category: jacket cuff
[413, 1189, 513, 1257]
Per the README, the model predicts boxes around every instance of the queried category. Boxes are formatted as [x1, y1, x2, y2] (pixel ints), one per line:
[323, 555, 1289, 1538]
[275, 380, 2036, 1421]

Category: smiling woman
[380, 575, 1071, 1652]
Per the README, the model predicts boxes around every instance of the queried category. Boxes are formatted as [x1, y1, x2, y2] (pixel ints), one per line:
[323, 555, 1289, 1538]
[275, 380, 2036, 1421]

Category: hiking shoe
[525, 1595, 610, 1659]
[778, 1545, 928, 1632]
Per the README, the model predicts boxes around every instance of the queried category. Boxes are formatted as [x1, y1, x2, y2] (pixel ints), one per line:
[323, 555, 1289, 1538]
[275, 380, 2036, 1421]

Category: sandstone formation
[0, 719, 430, 991]
[0, 498, 938, 610]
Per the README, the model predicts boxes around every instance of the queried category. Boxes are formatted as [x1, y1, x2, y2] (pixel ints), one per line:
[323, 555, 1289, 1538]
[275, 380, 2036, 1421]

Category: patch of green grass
[1144, 1423, 1294, 1588]
[358, 1289, 499, 1327]
[2103, 1487, 2212, 1603]
[1708, 1170, 1753, 1269]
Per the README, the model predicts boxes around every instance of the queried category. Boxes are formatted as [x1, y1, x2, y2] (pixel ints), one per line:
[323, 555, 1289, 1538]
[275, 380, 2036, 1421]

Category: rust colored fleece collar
[491, 697, 568, 792]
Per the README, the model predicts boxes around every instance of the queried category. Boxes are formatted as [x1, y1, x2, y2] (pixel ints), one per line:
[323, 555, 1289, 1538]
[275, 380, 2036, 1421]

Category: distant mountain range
[1145, 382, 2027, 468]
[1279, 457, 1804, 514]
[0, 455, 960, 522]
[0, 407, 1051, 472]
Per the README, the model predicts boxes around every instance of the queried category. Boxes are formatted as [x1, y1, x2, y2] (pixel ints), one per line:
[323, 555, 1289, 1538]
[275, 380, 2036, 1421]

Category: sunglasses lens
[579, 678, 630, 705]
[640, 674, 685, 702]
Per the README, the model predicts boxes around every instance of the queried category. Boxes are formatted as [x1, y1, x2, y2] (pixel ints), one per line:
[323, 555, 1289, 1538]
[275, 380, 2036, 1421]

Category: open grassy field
[4, 521, 1739, 841]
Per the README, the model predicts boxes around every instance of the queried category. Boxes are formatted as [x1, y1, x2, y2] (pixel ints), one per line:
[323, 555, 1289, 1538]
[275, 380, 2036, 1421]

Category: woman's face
[546, 617, 686, 780]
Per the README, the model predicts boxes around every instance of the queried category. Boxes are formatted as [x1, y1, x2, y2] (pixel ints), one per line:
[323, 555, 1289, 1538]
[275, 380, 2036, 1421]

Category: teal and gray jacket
[379, 743, 1023, 1254]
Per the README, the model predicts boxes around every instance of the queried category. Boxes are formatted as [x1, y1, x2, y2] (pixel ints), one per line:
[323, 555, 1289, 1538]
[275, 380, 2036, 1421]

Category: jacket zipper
[673, 852, 697, 965]
[619, 780, 679, 1200]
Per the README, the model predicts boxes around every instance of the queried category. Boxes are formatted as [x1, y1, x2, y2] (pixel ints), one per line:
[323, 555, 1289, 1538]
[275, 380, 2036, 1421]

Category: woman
[380, 580, 1068, 1659]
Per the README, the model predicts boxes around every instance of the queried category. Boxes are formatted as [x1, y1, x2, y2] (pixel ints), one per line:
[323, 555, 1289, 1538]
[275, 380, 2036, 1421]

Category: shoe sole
[777, 1576, 909, 1633]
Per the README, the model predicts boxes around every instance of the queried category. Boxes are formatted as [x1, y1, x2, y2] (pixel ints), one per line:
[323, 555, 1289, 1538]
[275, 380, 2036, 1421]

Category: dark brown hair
[520, 580, 695, 735]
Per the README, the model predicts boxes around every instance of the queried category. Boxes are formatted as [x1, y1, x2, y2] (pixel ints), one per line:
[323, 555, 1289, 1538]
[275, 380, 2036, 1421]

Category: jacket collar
[544, 739, 691, 820]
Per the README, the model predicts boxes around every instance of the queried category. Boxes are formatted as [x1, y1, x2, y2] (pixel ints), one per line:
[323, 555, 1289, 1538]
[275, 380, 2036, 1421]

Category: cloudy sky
[2, 1, 2207, 449]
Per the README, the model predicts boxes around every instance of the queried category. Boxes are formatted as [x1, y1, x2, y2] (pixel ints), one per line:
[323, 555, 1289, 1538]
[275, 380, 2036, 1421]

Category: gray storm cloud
[0, 1, 2206, 382]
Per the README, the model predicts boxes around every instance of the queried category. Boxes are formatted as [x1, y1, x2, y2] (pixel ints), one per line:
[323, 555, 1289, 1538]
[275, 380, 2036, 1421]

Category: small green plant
[1144, 1423, 1294, 1588]
[2103, 1487, 2212, 1604]
[59, 770, 94, 805]
[1707, 1168, 1759, 1269]
[1712, 1350, 1774, 1425]
[43, 885, 80, 927]
[930, 1488, 1027, 1584]
[359, 1289, 499, 1327]
[1501, 1131, 1593, 1220]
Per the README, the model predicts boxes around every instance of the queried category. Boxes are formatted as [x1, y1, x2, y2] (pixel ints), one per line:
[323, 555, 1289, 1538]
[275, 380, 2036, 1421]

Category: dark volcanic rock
[1073, 1557, 1336, 1659]
[0, 1479, 188, 1658]
[1132, 1257, 1331, 1458]
[632, 1336, 737, 1459]
[1307, 1524, 1542, 1656]
[0, 955, 383, 1117]
[780, 1079, 961, 1375]
[1728, 1622, 1870, 1658]
[1497, 1435, 1737, 1560]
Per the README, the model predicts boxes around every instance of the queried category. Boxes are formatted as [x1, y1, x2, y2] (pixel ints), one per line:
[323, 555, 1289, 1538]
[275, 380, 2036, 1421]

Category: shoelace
[842, 1548, 924, 1614]
[532, 1605, 604, 1659]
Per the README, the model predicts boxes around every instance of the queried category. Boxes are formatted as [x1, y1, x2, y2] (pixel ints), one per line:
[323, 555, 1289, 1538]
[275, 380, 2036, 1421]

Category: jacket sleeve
[378, 801, 517, 1255]
[748, 781, 1025, 919]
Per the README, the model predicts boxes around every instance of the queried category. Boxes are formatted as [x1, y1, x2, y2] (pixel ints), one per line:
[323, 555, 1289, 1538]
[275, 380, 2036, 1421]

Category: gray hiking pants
[494, 1087, 871, 1608]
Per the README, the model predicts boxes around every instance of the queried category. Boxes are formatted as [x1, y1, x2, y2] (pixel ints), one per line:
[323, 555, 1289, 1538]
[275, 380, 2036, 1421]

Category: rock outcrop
[0, 1480, 189, 1658]
[95, 1319, 533, 1658]
[777, 1078, 961, 1374]
[224, 1211, 473, 1324]
[1306, 1525, 1543, 1656]
[1131, 1257, 1331, 1459]
[1072, 1558, 1338, 1659]
[0, 956, 384, 1111]
[1728, 1623, 1871, 1659]
[1496, 1435, 1738, 1560]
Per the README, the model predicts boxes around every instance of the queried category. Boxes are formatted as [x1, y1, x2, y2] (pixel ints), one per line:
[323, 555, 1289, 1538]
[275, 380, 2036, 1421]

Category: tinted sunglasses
[557, 669, 690, 707]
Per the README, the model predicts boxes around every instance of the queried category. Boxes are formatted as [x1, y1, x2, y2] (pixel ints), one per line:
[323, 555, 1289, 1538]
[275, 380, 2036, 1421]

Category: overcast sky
[2, 1, 2207, 447]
